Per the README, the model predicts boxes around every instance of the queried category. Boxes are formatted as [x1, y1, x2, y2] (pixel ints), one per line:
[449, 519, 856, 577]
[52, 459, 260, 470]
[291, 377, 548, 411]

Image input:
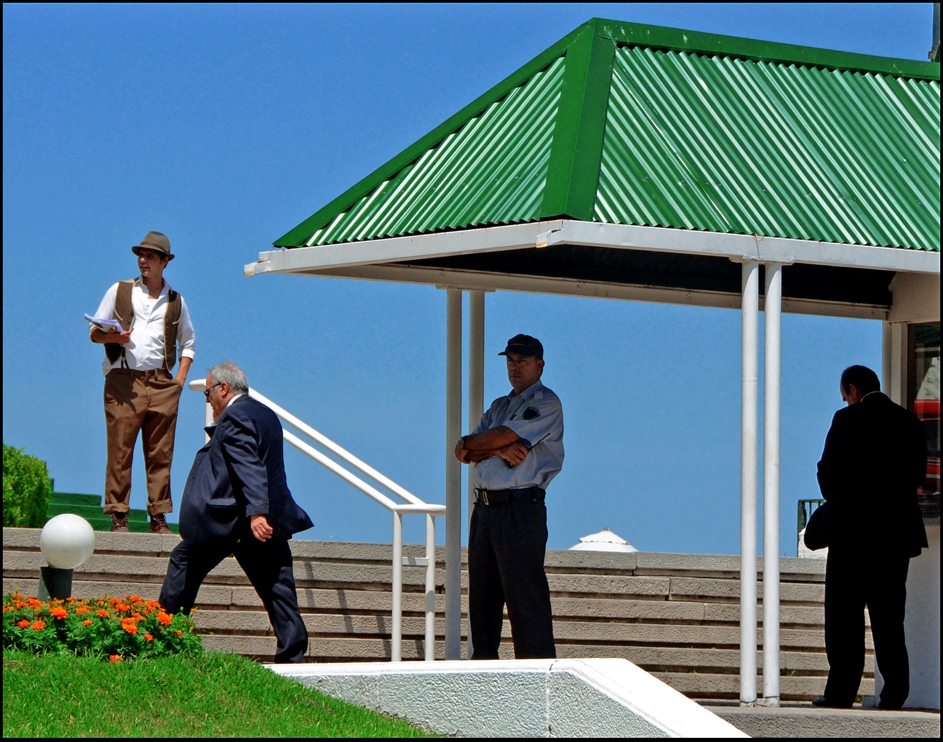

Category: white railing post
[425, 514, 436, 661]
[392, 511, 404, 662]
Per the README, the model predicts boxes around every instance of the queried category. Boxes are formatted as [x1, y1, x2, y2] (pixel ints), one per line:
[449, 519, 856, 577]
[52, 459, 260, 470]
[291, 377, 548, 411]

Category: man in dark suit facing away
[159, 360, 313, 663]
[814, 365, 928, 709]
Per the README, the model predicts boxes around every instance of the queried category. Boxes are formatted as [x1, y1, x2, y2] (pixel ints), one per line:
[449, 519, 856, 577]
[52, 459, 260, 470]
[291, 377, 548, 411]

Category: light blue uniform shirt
[471, 380, 565, 492]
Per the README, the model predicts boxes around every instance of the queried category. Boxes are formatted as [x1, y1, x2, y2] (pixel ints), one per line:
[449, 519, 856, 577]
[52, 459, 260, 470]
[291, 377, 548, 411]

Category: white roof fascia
[246, 221, 563, 276]
[544, 221, 941, 274]
[247, 219, 940, 277]
[312, 264, 890, 320]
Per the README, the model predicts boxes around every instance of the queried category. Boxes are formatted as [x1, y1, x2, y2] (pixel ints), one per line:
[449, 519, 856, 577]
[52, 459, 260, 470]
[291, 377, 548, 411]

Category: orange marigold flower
[75, 606, 91, 615]
[121, 621, 138, 635]
[157, 612, 172, 625]
[83, 619, 93, 626]
[116, 603, 131, 612]
[15, 601, 28, 609]
[176, 630, 183, 638]
[17, 619, 29, 628]
[144, 633, 154, 641]
[97, 610, 110, 618]
[131, 612, 144, 620]
[50, 607, 68, 620]
[31, 620, 45, 630]
[109, 655, 122, 663]
[110, 597, 121, 605]
[12, 592, 23, 599]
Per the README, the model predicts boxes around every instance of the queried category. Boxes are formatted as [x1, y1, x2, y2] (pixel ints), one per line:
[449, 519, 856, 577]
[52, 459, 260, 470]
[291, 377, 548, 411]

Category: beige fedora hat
[131, 231, 174, 260]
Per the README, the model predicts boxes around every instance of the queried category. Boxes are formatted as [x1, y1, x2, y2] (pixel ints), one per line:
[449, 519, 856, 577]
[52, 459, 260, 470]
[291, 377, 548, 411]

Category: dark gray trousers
[468, 497, 555, 659]
[159, 536, 308, 663]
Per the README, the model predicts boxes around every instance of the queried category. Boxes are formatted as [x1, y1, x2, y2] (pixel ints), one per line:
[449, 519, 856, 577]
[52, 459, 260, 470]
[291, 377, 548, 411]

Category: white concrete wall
[269, 658, 747, 738]
[873, 524, 941, 710]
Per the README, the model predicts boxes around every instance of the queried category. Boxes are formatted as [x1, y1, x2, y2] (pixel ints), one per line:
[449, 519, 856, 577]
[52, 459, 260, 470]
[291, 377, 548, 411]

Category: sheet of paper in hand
[84, 314, 136, 348]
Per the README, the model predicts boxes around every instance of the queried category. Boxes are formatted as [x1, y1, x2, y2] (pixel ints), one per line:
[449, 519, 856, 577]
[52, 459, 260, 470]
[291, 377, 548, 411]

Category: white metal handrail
[189, 380, 445, 662]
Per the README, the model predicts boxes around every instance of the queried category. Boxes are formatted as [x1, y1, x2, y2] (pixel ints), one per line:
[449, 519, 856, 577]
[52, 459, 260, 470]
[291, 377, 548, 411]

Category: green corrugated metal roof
[276, 18, 940, 252]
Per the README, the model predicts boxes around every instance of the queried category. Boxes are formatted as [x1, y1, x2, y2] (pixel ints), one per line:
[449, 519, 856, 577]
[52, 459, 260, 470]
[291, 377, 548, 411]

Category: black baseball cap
[499, 334, 543, 360]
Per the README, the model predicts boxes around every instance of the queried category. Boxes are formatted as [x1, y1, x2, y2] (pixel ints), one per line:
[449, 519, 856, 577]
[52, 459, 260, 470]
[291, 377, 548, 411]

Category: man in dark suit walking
[159, 360, 313, 663]
[814, 365, 928, 709]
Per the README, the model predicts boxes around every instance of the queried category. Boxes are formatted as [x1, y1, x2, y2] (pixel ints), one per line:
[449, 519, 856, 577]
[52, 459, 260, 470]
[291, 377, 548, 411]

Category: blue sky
[3, 3, 934, 555]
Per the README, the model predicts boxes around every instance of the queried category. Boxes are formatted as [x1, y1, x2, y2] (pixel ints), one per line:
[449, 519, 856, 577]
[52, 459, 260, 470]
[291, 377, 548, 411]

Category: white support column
[445, 289, 463, 660]
[763, 263, 783, 706]
[740, 260, 759, 706]
[467, 290, 485, 660]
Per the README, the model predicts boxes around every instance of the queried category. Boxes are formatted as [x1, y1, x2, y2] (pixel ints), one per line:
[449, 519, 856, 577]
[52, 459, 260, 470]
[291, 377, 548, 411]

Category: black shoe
[877, 700, 904, 710]
[812, 696, 852, 708]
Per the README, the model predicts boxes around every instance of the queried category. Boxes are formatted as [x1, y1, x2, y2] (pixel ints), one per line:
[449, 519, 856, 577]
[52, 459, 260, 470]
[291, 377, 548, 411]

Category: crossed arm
[454, 426, 530, 466]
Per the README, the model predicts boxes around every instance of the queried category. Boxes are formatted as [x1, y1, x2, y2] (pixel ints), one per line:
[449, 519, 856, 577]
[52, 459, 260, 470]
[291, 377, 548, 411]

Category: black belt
[474, 487, 545, 506]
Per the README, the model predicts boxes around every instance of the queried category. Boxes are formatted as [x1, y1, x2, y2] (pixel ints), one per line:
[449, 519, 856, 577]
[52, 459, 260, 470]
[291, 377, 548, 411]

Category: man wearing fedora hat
[89, 231, 196, 534]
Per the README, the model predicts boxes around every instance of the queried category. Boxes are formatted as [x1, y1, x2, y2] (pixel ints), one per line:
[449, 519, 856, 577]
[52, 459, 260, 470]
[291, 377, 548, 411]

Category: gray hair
[208, 360, 249, 394]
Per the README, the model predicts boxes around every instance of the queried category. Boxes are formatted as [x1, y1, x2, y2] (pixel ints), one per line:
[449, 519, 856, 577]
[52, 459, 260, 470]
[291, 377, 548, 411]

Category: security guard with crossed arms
[455, 334, 565, 659]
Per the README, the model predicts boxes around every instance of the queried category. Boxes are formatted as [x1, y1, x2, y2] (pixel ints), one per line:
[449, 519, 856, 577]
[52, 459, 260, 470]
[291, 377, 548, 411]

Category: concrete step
[1, 526, 872, 704]
[711, 704, 940, 738]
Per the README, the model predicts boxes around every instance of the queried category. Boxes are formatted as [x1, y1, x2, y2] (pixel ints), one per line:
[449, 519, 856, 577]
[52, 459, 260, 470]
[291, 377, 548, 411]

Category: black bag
[803, 501, 832, 551]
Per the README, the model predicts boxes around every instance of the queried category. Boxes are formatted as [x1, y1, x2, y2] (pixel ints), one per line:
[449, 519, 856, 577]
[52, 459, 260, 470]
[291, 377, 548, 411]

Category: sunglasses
[203, 382, 223, 399]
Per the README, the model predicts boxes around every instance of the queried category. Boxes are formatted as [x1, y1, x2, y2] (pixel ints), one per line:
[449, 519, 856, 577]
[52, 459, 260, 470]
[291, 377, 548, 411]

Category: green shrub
[2, 592, 204, 661]
[2, 444, 53, 527]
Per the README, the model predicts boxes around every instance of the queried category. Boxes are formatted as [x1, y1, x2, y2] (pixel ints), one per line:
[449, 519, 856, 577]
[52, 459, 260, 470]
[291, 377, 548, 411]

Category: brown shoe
[111, 513, 130, 533]
[149, 514, 172, 535]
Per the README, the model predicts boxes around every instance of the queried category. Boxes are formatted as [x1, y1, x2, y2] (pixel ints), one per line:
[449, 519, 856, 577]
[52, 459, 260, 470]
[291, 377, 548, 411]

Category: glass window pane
[910, 324, 940, 510]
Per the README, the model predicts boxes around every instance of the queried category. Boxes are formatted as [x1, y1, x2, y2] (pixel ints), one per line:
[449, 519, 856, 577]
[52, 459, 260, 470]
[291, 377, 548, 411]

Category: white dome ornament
[38, 514, 96, 600]
[569, 528, 638, 553]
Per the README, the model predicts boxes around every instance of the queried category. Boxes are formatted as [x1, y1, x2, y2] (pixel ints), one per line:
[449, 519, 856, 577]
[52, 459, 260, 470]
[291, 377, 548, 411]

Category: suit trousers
[159, 536, 308, 663]
[468, 497, 555, 659]
[104, 368, 181, 516]
[823, 546, 911, 707]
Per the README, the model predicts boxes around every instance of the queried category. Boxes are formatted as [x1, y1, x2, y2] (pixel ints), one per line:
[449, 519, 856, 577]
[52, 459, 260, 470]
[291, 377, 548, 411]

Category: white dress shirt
[92, 277, 196, 376]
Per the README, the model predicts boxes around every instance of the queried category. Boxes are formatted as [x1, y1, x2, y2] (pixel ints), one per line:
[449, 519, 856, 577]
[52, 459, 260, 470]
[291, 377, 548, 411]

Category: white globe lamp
[38, 514, 96, 599]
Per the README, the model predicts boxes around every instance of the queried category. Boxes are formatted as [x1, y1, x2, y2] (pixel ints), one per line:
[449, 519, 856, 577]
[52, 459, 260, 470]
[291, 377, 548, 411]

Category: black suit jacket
[179, 395, 313, 545]
[817, 392, 928, 557]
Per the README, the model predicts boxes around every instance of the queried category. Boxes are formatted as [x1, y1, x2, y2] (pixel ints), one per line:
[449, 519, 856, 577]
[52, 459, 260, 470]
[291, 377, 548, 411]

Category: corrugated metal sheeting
[281, 19, 939, 253]
[595, 46, 941, 251]
[305, 56, 566, 247]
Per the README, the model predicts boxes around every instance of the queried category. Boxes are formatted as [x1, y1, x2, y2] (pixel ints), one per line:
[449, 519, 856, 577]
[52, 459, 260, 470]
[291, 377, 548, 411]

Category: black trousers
[823, 546, 911, 707]
[468, 497, 555, 659]
[159, 536, 308, 663]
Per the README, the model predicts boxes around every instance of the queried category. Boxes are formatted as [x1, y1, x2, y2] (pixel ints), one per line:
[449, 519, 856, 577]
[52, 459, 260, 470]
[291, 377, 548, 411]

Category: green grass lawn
[2, 650, 436, 738]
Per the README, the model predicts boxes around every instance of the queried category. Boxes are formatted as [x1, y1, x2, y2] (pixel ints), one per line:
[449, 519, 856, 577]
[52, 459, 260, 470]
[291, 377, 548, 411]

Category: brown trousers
[104, 368, 182, 516]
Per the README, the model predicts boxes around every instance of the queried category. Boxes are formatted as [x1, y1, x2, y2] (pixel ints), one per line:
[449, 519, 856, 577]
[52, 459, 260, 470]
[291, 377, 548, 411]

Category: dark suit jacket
[817, 392, 928, 557]
[180, 395, 313, 545]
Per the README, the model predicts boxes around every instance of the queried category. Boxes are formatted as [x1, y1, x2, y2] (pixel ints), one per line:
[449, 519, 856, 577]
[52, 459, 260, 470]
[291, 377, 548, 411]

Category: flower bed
[3, 592, 203, 661]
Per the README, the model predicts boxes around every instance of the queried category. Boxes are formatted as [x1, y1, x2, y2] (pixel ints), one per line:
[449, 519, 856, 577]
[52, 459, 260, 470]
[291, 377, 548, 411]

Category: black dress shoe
[812, 696, 852, 708]
[877, 700, 904, 710]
